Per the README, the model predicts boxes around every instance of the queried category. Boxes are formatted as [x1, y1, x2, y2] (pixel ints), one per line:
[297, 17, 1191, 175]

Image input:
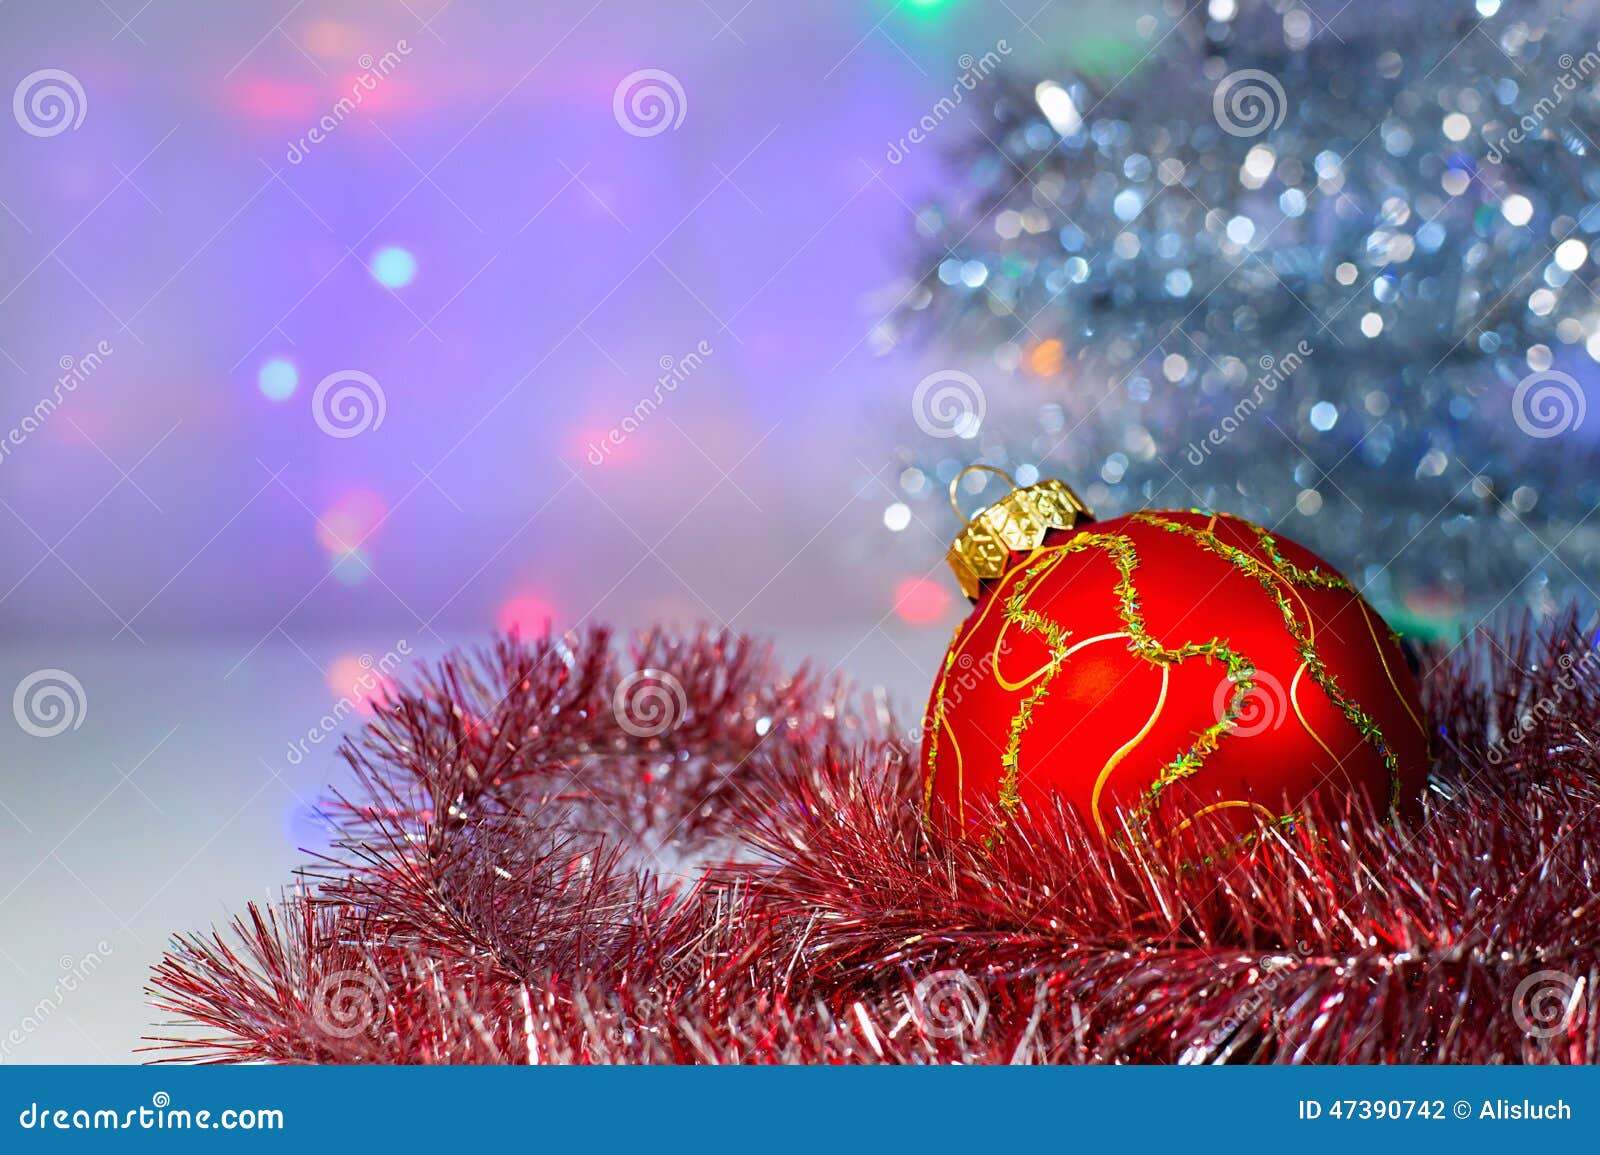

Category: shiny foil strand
[147, 613, 1600, 1064]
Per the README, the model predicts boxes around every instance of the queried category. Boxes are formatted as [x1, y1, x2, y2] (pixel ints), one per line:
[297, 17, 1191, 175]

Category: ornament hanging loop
[949, 464, 1017, 524]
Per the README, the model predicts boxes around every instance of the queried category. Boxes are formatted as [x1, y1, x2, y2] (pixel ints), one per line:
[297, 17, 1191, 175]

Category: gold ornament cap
[945, 465, 1094, 600]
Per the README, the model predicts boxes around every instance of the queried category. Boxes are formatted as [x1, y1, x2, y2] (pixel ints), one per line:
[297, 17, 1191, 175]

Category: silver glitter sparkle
[889, 1, 1600, 636]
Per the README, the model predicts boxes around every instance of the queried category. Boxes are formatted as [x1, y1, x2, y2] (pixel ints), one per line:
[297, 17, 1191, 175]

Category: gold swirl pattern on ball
[922, 511, 1403, 838]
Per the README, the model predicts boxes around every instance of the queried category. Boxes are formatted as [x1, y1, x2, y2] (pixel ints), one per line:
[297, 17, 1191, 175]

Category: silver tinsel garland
[889, 0, 1600, 636]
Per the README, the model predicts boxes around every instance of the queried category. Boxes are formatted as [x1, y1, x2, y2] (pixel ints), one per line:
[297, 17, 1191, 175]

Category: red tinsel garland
[146, 616, 1600, 1063]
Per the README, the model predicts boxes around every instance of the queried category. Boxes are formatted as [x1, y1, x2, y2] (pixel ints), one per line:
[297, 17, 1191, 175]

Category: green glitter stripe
[998, 532, 1258, 822]
[1247, 522, 1354, 591]
[1129, 512, 1400, 811]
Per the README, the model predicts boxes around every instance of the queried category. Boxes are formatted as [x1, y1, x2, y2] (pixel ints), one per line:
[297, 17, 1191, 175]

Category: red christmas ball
[920, 471, 1430, 841]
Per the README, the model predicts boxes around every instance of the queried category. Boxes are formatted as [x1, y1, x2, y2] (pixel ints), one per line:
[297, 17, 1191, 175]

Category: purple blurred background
[0, 0, 1136, 642]
[0, 0, 1131, 1061]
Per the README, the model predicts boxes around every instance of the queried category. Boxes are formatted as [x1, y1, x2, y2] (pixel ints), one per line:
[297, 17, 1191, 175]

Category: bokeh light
[893, 576, 951, 625]
[302, 18, 357, 58]
[284, 800, 340, 854]
[1027, 339, 1065, 377]
[228, 76, 318, 121]
[317, 489, 388, 554]
[257, 357, 298, 401]
[326, 654, 395, 714]
[371, 246, 418, 288]
[498, 592, 555, 637]
[571, 422, 643, 468]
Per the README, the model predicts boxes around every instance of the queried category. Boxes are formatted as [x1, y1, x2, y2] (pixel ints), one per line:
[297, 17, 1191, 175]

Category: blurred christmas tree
[886, 0, 1600, 637]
